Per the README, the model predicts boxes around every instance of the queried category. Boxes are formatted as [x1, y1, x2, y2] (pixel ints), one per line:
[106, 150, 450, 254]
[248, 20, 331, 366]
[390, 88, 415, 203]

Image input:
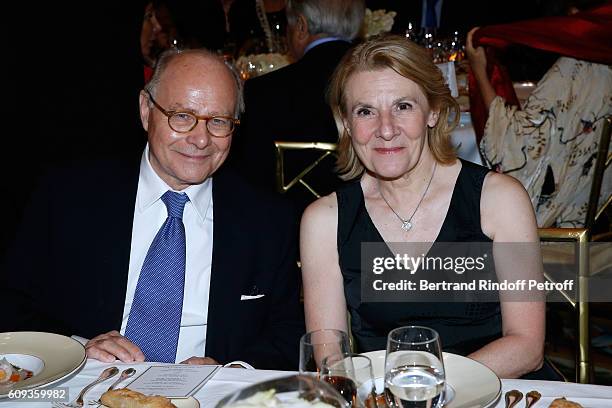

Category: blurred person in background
[141, 0, 227, 82]
[466, 0, 612, 228]
[225, 0, 288, 56]
[231, 0, 365, 213]
[141, 2, 167, 81]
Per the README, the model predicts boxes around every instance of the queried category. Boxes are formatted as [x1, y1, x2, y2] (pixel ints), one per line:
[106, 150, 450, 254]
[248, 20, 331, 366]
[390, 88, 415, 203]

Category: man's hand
[466, 27, 487, 74]
[180, 356, 219, 365]
[85, 330, 146, 363]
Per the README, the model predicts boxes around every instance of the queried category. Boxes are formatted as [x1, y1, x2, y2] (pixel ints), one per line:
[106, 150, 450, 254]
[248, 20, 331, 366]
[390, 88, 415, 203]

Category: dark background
[3, 2, 148, 255]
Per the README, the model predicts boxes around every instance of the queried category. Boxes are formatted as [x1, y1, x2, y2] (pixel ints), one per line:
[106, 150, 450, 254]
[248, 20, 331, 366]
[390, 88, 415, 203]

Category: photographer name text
[372, 279, 574, 291]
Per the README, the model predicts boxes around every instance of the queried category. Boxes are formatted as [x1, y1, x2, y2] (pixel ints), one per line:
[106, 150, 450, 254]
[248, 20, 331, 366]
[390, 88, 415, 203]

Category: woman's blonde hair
[328, 34, 459, 180]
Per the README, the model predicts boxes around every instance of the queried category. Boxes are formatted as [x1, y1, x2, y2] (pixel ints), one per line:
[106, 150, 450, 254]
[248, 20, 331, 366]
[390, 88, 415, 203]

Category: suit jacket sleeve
[1, 174, 54, 333]
[1, 159, 136, 337]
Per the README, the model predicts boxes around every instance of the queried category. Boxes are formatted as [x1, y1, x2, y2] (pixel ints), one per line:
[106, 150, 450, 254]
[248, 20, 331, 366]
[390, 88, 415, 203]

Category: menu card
[126, 365, 220, 398]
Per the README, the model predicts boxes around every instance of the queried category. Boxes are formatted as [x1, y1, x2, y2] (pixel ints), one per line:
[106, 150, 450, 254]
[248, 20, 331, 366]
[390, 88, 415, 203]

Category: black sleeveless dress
[336, 160, 502, 354]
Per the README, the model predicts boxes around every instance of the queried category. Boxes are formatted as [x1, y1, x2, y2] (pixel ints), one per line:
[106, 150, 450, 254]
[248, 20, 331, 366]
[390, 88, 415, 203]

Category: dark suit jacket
[230, 40, 352, 210]
[1, 154, 304, 370]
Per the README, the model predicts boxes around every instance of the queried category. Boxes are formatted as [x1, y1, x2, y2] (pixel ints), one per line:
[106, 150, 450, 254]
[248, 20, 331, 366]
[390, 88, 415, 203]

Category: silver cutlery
[525, 390, 542, 408]
[52, 366, 119, 408]
[107, 367, 136, 391]
[87, 367, 137, 406]
[505, 389, 524, 408]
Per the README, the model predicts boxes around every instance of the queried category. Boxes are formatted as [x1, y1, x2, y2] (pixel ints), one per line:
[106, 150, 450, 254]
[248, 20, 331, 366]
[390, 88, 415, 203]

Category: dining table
[2, 359, 610, 408]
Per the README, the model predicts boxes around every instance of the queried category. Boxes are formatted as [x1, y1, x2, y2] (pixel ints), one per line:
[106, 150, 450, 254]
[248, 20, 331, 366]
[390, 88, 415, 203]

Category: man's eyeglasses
[146, 90, 239, 137]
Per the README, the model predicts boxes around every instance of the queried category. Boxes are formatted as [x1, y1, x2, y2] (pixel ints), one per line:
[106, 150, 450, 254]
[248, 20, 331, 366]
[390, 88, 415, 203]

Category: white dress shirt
[119, 144, 213, 363]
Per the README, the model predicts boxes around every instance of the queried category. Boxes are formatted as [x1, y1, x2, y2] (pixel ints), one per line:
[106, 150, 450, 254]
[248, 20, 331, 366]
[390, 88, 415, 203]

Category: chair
[539, 117, 611, 383]
[539, 227, 590, 383]
[274, 141, 337, 198]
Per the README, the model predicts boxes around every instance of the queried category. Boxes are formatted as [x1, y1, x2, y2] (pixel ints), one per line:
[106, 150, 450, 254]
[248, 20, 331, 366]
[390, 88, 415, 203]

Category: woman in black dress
[300, 35, 545, 378]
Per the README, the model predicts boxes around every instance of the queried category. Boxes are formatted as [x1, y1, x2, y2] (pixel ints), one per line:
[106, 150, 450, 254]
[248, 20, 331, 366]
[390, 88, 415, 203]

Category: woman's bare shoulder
[302, 192, 338, 220]
[300, 192, 339, 261]
[482, 171, 529, 200]
[481, 171, 538, 241]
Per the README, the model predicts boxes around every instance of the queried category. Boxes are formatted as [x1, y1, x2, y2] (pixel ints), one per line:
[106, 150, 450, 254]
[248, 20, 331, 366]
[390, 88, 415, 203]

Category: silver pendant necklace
[378, 162, 437, 231]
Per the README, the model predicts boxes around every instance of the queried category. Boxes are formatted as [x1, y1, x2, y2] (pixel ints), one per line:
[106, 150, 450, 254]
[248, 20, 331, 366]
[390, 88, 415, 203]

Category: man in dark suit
[2, 49, 304, 370]
[231, 0, 365, 211]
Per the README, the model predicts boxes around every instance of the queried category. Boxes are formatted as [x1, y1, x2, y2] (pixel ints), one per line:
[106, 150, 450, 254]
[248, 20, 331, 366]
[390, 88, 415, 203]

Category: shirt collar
[303, 36, 348, 55]
[138, 143, 213, 223]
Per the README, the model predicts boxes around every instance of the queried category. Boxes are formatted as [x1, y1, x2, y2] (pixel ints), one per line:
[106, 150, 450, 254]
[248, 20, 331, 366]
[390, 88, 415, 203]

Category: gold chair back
[274, 141, 337, 198]
[538, 118, 611, 383]
[539, 227, 590, 383]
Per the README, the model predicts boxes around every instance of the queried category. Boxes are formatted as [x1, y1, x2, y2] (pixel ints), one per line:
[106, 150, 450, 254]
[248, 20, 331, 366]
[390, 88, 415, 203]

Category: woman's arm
[300, 193, 349, 333]
[466, 27, 497, 110]
[469, 172, 545, 378]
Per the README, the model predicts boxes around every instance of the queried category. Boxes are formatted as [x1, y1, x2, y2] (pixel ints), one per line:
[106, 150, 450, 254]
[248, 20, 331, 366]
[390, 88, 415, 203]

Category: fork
[52, 366, 119, 408]
[87, 367, 137, 405]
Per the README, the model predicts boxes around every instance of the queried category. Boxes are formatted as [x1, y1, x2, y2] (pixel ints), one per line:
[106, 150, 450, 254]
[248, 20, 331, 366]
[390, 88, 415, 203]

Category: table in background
[1, 359, 610, 407]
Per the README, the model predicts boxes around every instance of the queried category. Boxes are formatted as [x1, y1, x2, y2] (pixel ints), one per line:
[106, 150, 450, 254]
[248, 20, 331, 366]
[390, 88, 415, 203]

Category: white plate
[0, 332, 86, 398]
[362, 350, 501, 408]
[101, 396, 200, 408]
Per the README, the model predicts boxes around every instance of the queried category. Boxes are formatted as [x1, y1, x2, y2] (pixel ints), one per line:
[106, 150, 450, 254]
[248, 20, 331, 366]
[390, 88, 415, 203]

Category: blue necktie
[425, 0, 439, 28]
[125, 191, 189, 363]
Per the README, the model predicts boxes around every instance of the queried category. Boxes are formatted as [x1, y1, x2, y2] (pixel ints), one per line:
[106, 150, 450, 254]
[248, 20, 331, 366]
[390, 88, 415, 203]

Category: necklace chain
[378, 162, 437, 231]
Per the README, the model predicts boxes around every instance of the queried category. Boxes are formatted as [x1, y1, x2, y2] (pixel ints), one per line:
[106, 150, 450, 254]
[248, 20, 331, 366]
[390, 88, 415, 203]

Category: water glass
[299, 329, 351, 374]
[384, 326, 445, 408]
[321, 353, 377, 408]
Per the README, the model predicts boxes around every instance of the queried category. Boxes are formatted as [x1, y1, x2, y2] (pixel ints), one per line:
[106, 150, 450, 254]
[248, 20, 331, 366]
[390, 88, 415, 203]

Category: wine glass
[321, 353, 377, 408]
[299, 329, 351, 374]
[384, 326, 445, 408]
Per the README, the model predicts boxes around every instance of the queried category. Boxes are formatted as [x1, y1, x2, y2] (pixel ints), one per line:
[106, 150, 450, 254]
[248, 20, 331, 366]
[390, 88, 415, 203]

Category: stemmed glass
[299, 329, 351, 375]
[321, 353, 377, 408]
[384, 326, 445, 408]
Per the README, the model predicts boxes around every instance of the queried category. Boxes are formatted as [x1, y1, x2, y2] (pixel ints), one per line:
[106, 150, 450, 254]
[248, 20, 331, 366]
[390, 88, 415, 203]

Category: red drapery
[468, 2, 612, 141]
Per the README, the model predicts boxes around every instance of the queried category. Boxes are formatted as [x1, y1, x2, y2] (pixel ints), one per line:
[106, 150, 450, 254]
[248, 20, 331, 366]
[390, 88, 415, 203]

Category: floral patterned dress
[480, 57, 612, 227]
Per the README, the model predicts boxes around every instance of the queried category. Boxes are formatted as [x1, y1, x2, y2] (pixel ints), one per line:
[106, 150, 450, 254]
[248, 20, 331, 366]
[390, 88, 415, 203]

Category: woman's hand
[466, 27, 487, 74]
[465, 27, 497, 109]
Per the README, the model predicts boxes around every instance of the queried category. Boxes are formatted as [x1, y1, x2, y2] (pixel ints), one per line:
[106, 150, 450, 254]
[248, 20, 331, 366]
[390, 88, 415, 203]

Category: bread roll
[549, 397, 583, 408]
[100, 388, 177, 408]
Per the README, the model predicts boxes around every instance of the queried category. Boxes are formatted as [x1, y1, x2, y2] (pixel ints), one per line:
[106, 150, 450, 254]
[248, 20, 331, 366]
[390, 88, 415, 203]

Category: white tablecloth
[2, 359, 610, 407]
